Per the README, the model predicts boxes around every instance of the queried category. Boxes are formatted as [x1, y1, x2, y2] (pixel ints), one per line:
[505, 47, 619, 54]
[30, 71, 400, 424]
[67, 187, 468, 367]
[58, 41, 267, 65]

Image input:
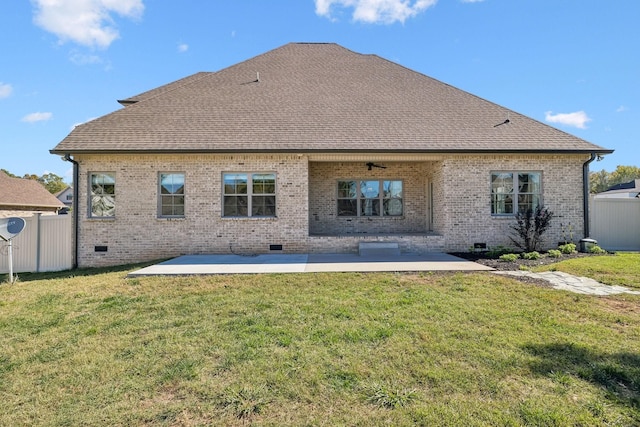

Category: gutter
[0, 202, 64, 209]
[583, 153, 596, 238]
[62, 154, 79, 269]
[50, 148, 615, 156]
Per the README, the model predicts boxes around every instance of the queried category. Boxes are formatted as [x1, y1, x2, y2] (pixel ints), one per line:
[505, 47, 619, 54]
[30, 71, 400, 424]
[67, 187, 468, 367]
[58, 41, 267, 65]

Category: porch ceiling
[307, 153, 444, 162]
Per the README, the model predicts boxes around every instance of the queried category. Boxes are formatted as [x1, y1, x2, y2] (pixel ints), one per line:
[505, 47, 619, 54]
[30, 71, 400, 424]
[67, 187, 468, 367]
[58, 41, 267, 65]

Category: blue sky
[1, 1, 638, 182]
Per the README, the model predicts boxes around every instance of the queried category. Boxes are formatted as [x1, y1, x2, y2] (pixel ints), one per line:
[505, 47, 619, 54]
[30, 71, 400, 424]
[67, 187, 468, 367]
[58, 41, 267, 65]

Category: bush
[509, 206, 554, 252]
[559, 243, 577, 254]
[499, 253, 519, 262]
[522, 251, 541, 260]
[487, 245, 512, 258]
[547, 249, 562, 258]
[589, 245, 607, 254]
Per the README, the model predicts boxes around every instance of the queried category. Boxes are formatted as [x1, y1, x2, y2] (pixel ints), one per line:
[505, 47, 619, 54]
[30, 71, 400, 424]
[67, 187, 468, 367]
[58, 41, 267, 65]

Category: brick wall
[308, 162, 433, 235]
[73, 153, 589, 267]
[439, 154, 587, 252]
[75, 154, 309, 267]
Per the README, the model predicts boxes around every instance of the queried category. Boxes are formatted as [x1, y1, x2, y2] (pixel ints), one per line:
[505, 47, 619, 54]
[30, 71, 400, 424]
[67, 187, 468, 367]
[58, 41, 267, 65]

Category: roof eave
[0, 202, 64, 209]
[50, 148, 615, 156]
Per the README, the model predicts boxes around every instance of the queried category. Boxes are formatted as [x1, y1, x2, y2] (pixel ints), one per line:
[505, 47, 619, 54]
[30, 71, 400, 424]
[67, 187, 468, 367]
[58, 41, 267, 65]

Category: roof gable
[52, 42, 611, 155]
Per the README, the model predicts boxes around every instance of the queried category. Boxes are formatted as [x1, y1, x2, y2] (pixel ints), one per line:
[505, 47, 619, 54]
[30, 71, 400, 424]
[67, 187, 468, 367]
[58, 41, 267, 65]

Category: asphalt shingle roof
[0, 172, 65, 209]
[51, 43, 611, 155]
[604, 179, 640, 193]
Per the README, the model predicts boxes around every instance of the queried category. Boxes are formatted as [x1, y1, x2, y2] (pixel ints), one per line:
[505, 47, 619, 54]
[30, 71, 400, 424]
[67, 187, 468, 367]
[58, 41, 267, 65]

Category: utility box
[579, 238, 598, 253]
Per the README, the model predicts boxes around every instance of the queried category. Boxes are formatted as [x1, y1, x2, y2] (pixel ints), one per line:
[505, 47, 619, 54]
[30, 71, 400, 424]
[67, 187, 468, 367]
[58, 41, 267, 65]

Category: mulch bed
[449, 251, 605, 287]
[450, 251, 599, 271]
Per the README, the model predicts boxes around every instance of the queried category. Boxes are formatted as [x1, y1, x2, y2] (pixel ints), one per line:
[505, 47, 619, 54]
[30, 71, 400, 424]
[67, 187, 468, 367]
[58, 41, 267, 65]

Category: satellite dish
[0, 217, 25, 241]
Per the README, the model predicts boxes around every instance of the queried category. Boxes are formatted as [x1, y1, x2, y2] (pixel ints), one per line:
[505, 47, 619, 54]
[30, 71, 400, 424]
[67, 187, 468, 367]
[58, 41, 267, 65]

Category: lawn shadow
[8, 259, 166, 283]
[522, 342, 640, 409]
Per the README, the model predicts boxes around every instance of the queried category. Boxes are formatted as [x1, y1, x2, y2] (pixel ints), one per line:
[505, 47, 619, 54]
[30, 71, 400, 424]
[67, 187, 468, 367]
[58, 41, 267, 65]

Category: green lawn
[535, 252, 640, 289]
[1, 257, 639, 426]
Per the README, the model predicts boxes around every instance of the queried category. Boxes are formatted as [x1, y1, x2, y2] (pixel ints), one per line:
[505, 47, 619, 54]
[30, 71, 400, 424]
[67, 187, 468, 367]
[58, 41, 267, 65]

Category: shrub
[499, 253, 519, 262]
[487, 245, 512, 258]
[509, 206, 554, 252]
[589, 245, 607, 254]
[559, 243, 577, 254]
[522, 251, 541, 260]
[547, 249, 562, 258]
[560, 222, 574, 245]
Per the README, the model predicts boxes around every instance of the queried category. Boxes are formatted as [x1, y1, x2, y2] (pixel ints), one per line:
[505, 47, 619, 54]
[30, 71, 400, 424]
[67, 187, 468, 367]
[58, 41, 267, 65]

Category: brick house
[50, 43, 612, 268]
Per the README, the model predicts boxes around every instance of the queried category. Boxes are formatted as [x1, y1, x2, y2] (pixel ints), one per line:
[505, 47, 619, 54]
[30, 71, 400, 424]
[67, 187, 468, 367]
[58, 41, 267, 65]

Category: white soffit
[306, 153, 444, 162]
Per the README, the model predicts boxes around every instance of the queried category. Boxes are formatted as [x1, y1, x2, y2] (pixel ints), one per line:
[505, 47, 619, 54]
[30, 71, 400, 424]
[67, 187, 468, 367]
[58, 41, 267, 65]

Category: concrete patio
[125, 253, 640, 297]
[127, 252, 493, 276]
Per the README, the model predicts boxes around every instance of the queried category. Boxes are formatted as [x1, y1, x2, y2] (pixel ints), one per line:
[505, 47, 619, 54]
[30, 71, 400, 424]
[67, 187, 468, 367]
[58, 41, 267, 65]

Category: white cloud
[616, 105, 628, 113]
[315, 0, 438, 24]
[22, 112, 53, 123]
[545, 111, 591, 129]
[32, 0, 144, 49]
[0, 82, 12, 99]
[177, 43, 189, 53]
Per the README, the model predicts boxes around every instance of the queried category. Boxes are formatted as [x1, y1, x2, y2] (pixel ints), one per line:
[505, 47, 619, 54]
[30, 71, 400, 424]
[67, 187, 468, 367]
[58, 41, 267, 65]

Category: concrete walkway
[494, 270, 640, 296]
[128, 252, 493, 276]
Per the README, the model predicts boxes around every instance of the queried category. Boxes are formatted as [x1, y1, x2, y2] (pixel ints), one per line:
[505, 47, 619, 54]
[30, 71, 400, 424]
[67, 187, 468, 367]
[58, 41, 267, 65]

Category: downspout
[582, 153, 596, 238]
[63, 154, 79, 269]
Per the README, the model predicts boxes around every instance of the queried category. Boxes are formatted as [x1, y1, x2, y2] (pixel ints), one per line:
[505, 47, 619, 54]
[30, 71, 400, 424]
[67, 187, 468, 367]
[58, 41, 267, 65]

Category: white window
[159, 173, 185, 217]
[89, 172, 115, 218]
[223, 173, 276, 217]
[491, 172, 542, 215]
[337, 180, 403, 217]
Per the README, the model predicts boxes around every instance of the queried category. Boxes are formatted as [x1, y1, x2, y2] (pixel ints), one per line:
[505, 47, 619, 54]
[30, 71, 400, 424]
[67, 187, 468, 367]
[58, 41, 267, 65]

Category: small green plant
[559, 243, 577, 254]
[560, 222, 574, 244]
[219, 386, 270, 420]
[588, 245, 607, 254]
[499, 253, 519, 262]
[366, 383, 417, 409]
[522, 251, 541, 260]
[487, 245, 512, 258]
[547, 249, 562, 258]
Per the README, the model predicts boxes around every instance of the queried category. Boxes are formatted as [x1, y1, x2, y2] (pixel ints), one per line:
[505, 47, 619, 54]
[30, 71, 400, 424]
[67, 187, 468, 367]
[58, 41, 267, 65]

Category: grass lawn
[1, 258, 639, 426]
[534, 252, 640, 290]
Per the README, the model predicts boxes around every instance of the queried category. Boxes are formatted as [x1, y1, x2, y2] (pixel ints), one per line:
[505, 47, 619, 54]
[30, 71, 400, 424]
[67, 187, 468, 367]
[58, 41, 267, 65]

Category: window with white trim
[223, 173, 276, 217]
[337, 180, 403, 217]
[158, 173, 185, 217]
[89, 172, 115, 218]
[491, 172, 542, 215]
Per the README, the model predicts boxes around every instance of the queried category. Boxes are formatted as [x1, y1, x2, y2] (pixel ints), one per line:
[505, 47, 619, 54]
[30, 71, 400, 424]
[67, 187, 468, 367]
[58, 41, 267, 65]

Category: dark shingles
[51, 43, 612, 155]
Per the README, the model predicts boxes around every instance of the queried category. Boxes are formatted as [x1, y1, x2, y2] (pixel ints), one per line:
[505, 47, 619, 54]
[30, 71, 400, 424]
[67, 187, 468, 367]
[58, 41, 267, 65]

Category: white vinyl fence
[0, 214, 73, 274]
[590, 196, 640, 251]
